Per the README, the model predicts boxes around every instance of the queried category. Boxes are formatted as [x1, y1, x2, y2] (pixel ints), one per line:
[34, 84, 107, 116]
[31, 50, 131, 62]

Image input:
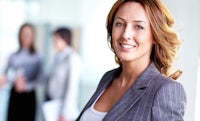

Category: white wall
[39, 0, 81, 26]
[163, 0, 200, 121]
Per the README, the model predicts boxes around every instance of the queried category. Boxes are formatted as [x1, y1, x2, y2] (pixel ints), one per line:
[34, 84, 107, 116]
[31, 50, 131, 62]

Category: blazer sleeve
[152, 81, 187, 121]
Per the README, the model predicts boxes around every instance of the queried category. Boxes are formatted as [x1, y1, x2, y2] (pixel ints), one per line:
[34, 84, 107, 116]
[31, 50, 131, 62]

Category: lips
[120, 43, 136, 49]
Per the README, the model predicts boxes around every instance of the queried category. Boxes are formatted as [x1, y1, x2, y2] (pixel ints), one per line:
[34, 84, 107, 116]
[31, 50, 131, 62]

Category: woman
[45, 27, 81, 121]
[77, 0, 186, 121]
[2, 23, 43, 121]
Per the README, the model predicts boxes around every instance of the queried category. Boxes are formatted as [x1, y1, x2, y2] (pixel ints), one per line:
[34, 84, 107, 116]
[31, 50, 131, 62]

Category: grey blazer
[76, 63, 186, 121]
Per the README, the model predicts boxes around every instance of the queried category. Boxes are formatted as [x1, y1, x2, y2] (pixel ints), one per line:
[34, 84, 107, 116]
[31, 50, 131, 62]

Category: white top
[80, 90, 107, 121]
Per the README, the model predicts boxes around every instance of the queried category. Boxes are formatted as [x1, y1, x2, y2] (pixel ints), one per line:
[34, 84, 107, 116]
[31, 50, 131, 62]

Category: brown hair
[18, 23, 36, 54]
[53, 27, 72, 46]
[106, 0, 182, 80]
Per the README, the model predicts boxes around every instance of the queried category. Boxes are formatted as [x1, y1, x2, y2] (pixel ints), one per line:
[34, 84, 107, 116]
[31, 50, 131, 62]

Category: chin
[118, 53, 133, 59]
[119, 57, 134, 62]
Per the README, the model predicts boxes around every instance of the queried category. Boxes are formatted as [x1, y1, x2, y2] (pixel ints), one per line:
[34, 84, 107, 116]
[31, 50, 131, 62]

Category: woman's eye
[115, 23, 123, 27]
[135, 25, 144, 30]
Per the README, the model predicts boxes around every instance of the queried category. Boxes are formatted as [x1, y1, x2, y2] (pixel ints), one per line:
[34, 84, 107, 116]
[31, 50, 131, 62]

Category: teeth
[120, 44, 135, 49]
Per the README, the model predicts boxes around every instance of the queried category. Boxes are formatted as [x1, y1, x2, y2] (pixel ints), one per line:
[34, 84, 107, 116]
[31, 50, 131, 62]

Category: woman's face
[112, 2, 154, 64]
[20, 26, 34, 48]
[54, 34, 67, 52]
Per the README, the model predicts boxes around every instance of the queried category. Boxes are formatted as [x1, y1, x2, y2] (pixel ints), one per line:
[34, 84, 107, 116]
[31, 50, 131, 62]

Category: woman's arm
[152, 81, 187, 121]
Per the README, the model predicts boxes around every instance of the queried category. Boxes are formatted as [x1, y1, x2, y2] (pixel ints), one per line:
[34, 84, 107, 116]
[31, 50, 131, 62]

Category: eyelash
[135, 25, 144, 30]
[114, 22, 144, 30]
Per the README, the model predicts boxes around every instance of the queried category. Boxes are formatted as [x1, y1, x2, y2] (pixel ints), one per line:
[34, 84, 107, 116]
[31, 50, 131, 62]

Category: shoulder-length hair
[18, 23, 36, 54]
[106, 0, 182, 79]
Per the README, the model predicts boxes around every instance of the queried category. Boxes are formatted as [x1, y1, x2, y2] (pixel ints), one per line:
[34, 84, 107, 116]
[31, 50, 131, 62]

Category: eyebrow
[115, 16, 147, 24]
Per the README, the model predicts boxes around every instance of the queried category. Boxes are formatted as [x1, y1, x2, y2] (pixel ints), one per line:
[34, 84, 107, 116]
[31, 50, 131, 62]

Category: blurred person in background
[45, 27, 81, 121]
[0, 23, 44, 121]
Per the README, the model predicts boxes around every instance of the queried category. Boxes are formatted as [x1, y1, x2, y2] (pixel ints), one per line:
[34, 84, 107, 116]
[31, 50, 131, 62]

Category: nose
[122, 25, 133, 40]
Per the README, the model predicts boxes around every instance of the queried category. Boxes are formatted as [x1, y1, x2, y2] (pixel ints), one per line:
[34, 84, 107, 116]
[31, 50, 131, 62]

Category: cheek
[22, 39, 33, 47]
[140, 38, 154, 53]
[139, 30, 153, 45]
[111, 36, 118, 51]
[27, 40, 33, 46]
[112, 30, 121, 45]
[54, 40, 60, 48]
[112, 28, 122, 38]
[55, 40, 64, 50]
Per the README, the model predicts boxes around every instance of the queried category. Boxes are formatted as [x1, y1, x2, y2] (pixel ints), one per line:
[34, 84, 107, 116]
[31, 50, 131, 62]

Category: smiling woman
[107, 0, 182, 78]
[111, 2, 153, 68]
[76, 0, 186, 121]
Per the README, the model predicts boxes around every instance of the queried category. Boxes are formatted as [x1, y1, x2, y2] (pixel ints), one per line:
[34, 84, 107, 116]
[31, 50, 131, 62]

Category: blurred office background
[0, 0, 199, 121]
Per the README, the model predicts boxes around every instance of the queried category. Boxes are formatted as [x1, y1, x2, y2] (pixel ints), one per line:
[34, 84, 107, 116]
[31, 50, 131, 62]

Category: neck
[119, 59, 151, 87]
[58, 45, 69, 52]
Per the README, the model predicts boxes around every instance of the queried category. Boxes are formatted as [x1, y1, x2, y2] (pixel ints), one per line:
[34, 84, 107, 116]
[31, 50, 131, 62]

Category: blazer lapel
[103, 63, 160, 121]
[76, 68, 119, 120]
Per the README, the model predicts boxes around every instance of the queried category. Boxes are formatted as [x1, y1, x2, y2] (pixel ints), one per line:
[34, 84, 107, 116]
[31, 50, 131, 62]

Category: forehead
[115, 1, 149, 23]
[22, 26, 33, 31]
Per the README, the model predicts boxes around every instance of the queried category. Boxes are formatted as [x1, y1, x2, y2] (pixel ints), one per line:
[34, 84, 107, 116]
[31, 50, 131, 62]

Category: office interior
[0, 0, 200, 121]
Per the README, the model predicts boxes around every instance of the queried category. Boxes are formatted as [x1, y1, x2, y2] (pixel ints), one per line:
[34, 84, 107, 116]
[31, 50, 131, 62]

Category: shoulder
[7, 51, 18, 62]
[155, 74, 185, 92]
[70, 51, 81, 62]
[153, 74, 186, 99]
[68, 51, 81, 68]
[10, 51, 19, 57]
[101, 67, 120, 80]
[152, 75, 186, 120]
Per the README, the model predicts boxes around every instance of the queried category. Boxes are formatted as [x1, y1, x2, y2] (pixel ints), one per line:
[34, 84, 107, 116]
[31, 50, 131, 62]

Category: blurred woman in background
[0, 23, 43, 121]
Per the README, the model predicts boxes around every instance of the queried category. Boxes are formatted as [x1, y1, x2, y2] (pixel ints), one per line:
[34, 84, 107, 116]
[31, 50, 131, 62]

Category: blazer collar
[103, 62, 160, 90]
[55, 47, 73, 63]
[103, 62, 160, 121]
[133, 62, 160, 88]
